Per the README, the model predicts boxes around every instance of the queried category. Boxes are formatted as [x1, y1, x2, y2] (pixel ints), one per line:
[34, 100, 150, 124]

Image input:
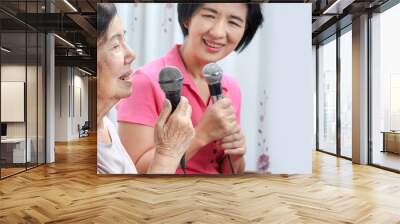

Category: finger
[156, 99, 172, 128]
[182, 97, 190, 116]
[226, 104, 235, 115]
[221, 140, 243, 150]
[223, 92, 230, 98]
[224, 115, 236, 123]
[165, 113, 181, 139]
[224, 147, 246, 156]
[221, 106, 235, 118]
[219, 97, 232, 108]
[174, 96, 188, 114]
[185, 103, 192, 119]
[227, 122, 239, 134]
[231, 124, 241, 134]
[221, 132, 241, 144]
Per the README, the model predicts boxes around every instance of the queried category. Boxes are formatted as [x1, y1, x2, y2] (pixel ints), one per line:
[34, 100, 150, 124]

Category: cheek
[100, 60, 118, 84]
[230, 29, 245, 44]
[189, 20, 209, 38]
[103, 54, 121, 76]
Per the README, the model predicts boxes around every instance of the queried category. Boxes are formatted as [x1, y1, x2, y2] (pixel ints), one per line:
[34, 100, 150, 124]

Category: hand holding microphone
[154, 66, 194, 174]
[153, 96, 194, 172]
[220, 123, 246, 160]
[202, 63, 246, 173]
[195, 97, 237, 144]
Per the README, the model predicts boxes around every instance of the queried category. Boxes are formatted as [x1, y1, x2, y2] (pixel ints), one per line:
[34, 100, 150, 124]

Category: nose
[208, 19, 227, 39]
[124, 45, 136, 65]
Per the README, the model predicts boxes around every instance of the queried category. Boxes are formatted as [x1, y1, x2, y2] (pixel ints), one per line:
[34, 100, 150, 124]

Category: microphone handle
[208, 88, 235, 174]
[208, 83, 223, 103]
[165, 91, 181, 112]
[165, 91, 186, 174]
[211, 94, 223, 103]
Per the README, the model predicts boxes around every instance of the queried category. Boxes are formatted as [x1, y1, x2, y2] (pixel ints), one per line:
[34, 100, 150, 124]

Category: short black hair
[177, 3, 263, 53]
[97, 3, 117, 40]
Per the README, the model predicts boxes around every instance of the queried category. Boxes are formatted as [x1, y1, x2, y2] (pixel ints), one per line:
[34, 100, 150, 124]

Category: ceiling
[0, 0, 97, 74]
[310, 0, 391, 44]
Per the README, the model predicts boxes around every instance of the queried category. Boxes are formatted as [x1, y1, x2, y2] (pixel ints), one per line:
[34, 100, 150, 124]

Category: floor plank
[0, 135, 399, 223]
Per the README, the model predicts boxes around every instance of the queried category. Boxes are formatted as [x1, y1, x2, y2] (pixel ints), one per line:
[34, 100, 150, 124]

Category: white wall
[1, 66, 26, 127]
[54, 67, 89, 141]
[1, 63, 47, 164]
[257, 4, 313, 173]
[1, 65, 41, 137]
[218, 4, 313, 173]
[313, 45, 317, 140]
[55, 66, 68, 141]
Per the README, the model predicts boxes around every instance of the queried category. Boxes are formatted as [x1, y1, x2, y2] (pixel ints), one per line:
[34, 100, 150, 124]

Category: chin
[203, 51, 228, 62]
[116, 87, 132, 100]
[198, 54, 221, 64]
[120, 90, 132, 99]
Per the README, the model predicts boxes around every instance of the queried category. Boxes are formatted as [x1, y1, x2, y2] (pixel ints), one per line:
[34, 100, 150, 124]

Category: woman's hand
[220, 124, 246, 174]
[220, 124, 246, 159]
[195, 97, 237, 145]
[150, 96, 194, 173]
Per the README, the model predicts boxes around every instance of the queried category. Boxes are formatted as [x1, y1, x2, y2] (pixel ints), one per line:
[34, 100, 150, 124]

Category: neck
[97, 96, 118, 130]
[179, 43, 207, 80]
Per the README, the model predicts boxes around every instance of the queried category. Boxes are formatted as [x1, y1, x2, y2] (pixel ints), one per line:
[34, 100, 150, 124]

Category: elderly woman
[97, 3, 194, 174]
[118, 3, 264, 174]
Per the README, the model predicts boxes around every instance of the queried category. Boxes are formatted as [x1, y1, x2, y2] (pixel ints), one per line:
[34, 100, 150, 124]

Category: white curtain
[115, 3, 313, 174]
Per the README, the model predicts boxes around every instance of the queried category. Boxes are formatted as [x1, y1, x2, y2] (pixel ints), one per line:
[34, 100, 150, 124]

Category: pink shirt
[117, 45, 241, 174]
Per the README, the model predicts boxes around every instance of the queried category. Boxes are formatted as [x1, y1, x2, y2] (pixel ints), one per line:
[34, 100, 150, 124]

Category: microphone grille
[159, 66, 183, 92]
[203, 63, 223, 85]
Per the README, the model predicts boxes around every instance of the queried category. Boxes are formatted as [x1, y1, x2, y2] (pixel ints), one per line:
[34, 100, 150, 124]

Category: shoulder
[223, 74, 240, 89]
[133, 57, 167, 84]
[222, 74, 241, 99]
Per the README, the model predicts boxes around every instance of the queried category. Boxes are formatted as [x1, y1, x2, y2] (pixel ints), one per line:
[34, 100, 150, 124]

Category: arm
[118, 122, 155, 174]
[118, 97, 238, 174]
[119, 97, 207, 174]
[118, 122, 209, 174]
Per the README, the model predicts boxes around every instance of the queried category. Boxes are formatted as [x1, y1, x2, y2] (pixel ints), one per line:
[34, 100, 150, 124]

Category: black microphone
[203, 63, 224, 103]
[203, 63, 235, 174]
[158, 66, 186, 174]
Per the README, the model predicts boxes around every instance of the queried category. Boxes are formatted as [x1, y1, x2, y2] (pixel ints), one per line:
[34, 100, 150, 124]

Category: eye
[202, 14, 215, 19]
[112, 44, 120, 50]
[229, 21, 241, 28]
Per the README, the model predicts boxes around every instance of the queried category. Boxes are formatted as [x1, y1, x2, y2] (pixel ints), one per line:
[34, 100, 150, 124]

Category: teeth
[120, 75, 129, 81]
[205, 40, 223, 48]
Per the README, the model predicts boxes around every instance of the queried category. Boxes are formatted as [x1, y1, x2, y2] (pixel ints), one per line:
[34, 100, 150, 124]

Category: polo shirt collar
[163, 44, 228, 91]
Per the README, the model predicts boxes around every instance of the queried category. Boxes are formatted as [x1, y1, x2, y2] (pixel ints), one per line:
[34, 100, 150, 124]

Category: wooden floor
[373, 150, 400, 171]
[1, 167, 26, 178]
[0, 135, 400, 223]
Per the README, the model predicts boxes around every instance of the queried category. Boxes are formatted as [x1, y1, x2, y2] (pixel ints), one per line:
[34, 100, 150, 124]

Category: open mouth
[119, 70, 132, 81]
[203, 39, 225, 51]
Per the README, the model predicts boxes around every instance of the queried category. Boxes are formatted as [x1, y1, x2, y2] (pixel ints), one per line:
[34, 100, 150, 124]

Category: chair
[78, 121, 90, 138]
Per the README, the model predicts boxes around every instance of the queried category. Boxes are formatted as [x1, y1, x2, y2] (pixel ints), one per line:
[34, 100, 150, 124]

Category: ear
[183, 19, 191, 29]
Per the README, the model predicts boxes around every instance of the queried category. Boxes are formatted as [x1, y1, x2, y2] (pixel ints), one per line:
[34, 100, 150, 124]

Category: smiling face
[184, 3, 247, 64]
[97, 15, 135, 102]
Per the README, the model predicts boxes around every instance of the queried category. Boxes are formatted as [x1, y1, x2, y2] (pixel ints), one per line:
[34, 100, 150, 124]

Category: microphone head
[203, 63, 223, 85]
[158, 66, 183, 92]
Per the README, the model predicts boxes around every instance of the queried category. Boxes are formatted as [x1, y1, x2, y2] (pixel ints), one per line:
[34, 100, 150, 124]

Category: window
[0, 1, 47, 179]
[371, 2, 400, 171]
[339, 28, 352, 158]
[318, 36, 337, 155]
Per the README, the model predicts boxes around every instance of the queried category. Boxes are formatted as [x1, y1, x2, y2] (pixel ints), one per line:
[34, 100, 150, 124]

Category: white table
[1, 138, 31, 163]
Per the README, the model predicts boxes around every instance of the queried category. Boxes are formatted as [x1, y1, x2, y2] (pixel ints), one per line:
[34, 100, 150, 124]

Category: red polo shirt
[117, 45, 241, 174]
